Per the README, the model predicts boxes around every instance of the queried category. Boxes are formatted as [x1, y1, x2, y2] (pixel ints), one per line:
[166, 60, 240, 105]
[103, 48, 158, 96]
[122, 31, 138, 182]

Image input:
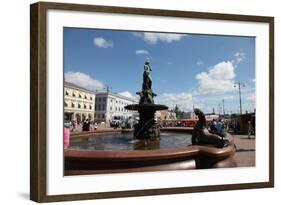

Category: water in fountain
[69, 132, 192, 151]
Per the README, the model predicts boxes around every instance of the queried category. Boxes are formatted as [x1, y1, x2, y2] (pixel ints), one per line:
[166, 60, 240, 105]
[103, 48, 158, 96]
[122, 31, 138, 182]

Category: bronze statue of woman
[142, 59, 152, 91]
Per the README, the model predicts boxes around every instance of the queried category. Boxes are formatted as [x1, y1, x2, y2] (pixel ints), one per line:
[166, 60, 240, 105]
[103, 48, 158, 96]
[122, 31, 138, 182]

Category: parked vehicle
[121, 117, 136, 129]
[110, 116, 122, 128]
[64, 120, 72, 128]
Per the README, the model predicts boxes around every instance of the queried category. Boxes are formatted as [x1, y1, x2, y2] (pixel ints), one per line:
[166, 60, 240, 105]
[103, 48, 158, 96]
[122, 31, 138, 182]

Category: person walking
[210, 119, 217, 132]
[64, 123, 70, 149]
[248, 120, 253, 139]
[94, 122, 98, 130]
[83, 119, 90, 131]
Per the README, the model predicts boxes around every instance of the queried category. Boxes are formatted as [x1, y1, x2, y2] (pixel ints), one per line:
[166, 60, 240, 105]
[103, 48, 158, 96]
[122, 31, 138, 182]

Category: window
[79, 93, 82, 98]
[72, 92, 75, 97]
[65, 91, 69, 96]
[90, 105, 92, 110]
[64, 102, 67, 107]
[71, 103, 75, 108]
[85, 95, 87, 99]
[84, 104, 87, 109]
[90, 96, 93, 100]
[110, 106, 112, 111]
[102, 104, 105, 110]
[103, 97, 106, 102]
[78, 104, 81, 108]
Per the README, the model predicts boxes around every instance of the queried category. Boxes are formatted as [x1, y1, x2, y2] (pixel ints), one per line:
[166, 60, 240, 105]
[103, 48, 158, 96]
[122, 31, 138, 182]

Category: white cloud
[233, 50, 246, 64]
[196, 61, 236, 94]
[133, 32, 186, 44]
[118, 91, 139, 101]
[135, 49, 149, 55]
[93, 37, 114, 48]
[241, 92, 256, 113]
[65, 71, 104, 90]
[155, 92, 193, 111]
[196, 60, 204, 66]
[223, 95, 234, 100]
[118, 91, 134, 98]
[247, 93, 255, 102]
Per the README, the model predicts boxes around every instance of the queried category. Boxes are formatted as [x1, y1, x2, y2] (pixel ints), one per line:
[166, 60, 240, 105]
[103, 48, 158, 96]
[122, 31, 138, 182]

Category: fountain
[125, 59, 168, 139]
[64, 60, 237, 175]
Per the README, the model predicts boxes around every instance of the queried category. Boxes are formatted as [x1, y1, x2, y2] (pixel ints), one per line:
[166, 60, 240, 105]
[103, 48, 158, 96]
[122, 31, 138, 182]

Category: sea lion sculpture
[192, 108, 227, 148]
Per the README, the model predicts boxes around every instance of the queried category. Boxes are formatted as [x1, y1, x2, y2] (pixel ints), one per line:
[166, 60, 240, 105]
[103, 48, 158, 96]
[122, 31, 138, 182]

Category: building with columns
[64, 82, 96, 122]
[94, 92, 138, 123]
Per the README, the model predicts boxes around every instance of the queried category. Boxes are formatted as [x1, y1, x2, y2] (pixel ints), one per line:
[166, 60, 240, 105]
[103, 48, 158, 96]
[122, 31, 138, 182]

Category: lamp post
[222, 98, 225, 117]
[234, 81, 245, 114]
[104, 84, 112, 92]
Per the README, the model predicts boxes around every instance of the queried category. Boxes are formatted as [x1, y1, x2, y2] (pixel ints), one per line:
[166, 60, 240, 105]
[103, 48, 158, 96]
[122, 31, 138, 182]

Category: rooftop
[64, 81, 137, 102]
[96, 92, 138, 102]
[64, 81, 95, 93]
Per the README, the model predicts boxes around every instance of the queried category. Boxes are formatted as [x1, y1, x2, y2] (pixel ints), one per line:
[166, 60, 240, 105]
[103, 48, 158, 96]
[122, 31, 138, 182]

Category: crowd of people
[64, 119, 102, 133]
[209, 119, 227, 137]
[158, 117, 255, 139]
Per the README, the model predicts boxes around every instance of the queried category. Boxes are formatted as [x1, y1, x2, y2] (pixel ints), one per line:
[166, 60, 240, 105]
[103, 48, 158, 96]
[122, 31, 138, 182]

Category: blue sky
[64, 27, 256, 114]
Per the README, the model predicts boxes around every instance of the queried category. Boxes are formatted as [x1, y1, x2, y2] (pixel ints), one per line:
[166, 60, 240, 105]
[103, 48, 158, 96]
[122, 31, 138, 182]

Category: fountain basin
[64, 131, 236, 175]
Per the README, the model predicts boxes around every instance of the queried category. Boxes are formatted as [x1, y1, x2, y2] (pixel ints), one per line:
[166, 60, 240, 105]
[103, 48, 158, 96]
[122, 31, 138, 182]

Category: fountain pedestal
[125, 59, 168, 139]
[125, 104, 167, 139]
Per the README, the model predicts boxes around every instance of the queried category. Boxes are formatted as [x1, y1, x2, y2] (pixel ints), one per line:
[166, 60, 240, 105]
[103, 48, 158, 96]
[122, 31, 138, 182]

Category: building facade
[64, 82, 96, 122]
[94, 92, 138, 123]
[155, 110, 176, 121]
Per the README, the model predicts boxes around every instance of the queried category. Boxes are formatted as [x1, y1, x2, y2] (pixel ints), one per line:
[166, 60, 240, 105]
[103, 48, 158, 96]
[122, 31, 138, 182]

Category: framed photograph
[30, 1, 274, 202]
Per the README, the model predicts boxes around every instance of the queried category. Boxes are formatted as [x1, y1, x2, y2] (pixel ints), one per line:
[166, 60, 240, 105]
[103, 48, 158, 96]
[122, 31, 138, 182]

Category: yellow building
[64, 82, 96, 122]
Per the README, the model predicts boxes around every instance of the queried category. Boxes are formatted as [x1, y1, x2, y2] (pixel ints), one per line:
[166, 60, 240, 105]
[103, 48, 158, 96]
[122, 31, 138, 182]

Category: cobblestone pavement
[232, 134, 255, 167]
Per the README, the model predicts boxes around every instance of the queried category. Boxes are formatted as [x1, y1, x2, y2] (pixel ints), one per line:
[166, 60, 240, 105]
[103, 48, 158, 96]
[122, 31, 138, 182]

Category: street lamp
[104, 84, 112, 92]
[222, 98, 225, 117]
[234, 81, 245, 114]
